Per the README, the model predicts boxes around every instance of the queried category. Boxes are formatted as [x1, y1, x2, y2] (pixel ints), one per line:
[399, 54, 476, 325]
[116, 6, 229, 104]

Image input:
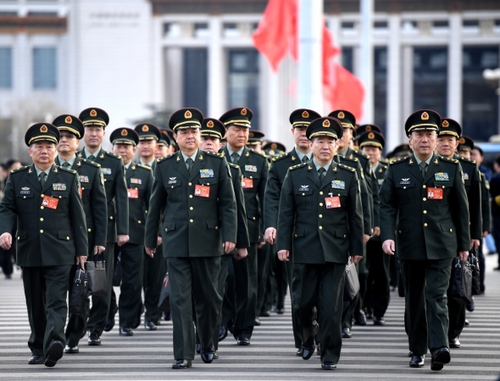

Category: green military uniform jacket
[0, 164, 88, 266]
[56, 156, 107, 255]
[222, 146, 268, 243]
[379, 153, 470, 260]
[145, 150, 237, 257]
[277, 161, 364, 264]
[78, 148, 129, 243]
[126, 163, 153, 245]
[229, 162, 250, 249]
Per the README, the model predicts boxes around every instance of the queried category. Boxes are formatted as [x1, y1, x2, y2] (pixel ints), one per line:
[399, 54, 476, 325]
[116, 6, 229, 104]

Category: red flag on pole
[330, 62, 365, 120]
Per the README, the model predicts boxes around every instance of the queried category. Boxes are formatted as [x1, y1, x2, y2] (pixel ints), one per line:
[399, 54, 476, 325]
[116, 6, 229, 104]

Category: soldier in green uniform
[155, 130, 171, 159]
[264, 108, 320, 354]
[380, 109, 470, 371]
[219, 107, 269, 345]
[435, 119, 481, 349]
[78, 107, 129, 345]
[357, 130, 390, 326]
[52, 114, 108, 354]
[277, 116, 364, 370]
[110, 127, 153, 336]
[0, 123, 88, 367]
[134, 123, 163, 331]
[145, 108, 237, 369]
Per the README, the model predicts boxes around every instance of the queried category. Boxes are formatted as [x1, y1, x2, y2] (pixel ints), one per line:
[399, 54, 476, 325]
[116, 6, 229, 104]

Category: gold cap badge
[241, 108, 248, 116]
[459, 137, 465, 144]
[142, 124, 149, 132]
[365, 125, 372, 131]
[65, 116, 72, 124]
[121, 129, 128, 136]
[322, 119, 331, 128]
[271, 143, 277, 149]
[302, 111, 309, 118]
[442, 120, 449, 127]
[337, 111, 345, 119]
[90, 109, 97, 117]
[368, 132, 375, 139]
[184, 110, 192, 119]
[421, 111, 429, 120]
[207, 120, 214, 128]
[40, 125, 48, 133]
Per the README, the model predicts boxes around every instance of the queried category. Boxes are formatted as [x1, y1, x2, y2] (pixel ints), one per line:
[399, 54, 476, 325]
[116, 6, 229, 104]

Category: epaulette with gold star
[457, 156, 476, 165]
[136, 164, 151, 171]
[389, 156, 410, 165]
[206, 151, 224, 159]
[59, 165, 77, 175]
[338, 163, 356, 173]
[290, 163, 307, 171]
[250, 149, 267, 158]
[10, 165, 29, 174]
[271, 153, 289, 162]
[80, 158, 101, 168]
[439, 156, 459, 164]
[379, 157, 389, 165]
[228, 162, 240, 170]
[157, 153, 176, 163]
[103, 150, 122, 161]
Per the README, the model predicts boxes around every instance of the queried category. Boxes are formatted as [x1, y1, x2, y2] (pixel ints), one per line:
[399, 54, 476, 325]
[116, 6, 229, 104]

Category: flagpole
[297, 0, 323, 111]
[359, 0, 374, 123]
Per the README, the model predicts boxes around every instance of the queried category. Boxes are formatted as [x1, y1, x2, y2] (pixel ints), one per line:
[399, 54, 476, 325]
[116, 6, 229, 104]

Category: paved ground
[0, 255, 499, 381]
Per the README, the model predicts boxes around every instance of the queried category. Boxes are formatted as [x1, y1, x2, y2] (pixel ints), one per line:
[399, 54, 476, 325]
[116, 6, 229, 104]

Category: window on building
[341, 47, 353, 73]
[227, 49, 260, 129]
[374, 47, 387, 137]
[0, 47, 12, 89]
[183, 48, 208, 112]
[413, 47, 448, 116]
[462, 46, 499, 141]
[33, 47, 57, 89]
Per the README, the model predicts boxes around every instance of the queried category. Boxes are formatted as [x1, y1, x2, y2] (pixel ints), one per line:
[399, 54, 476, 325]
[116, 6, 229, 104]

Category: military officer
[145, 108, 237, 369]
[155, 130, 171, 159]
[52, 114, 108, 354]
[110, 127, 153, 336]
[78, 107, 129, 345]
[435, 119, 481, 349]
[134, 123, 164, 331]
[380, 109, 470, 371]
[264, 108, 321, 354]
[357, 130, 390, 326]
[277, 116, 364, 370]
[0, 123, 88, 367]
[199, 117, 249, 355]
[219, 107, 269, 345]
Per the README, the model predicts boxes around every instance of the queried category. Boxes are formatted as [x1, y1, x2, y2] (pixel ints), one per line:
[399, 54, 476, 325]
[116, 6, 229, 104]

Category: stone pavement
[0, 255, 499, 381]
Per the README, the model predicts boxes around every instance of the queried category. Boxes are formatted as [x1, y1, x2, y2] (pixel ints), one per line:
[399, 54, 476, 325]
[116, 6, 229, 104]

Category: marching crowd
[0, 105, 494, 371]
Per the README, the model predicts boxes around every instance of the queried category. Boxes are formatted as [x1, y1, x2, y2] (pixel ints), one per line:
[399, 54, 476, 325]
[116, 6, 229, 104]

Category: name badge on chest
[325, 196, 341, 209]
[427, 187, 443, 200]
[41, 195, 59, 209]
[194, 184, 210, 198]
[242, 177, 253, 189]
[128, 188, 138, 199]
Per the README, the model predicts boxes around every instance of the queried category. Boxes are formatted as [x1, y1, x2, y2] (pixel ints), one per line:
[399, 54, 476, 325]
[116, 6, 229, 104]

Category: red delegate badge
[41, 195, 59, 209]
[427, 187, 443, 200]
[194, 184, 210, 198]
[128, 188, 138, 199]
[325, 196, 341, 209]
[242, 178, 254, 189]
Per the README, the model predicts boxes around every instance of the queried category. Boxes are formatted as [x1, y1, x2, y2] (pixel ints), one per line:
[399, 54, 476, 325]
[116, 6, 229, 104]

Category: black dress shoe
[301, 345, 314, 360]
[321, 361, 337, 370]
[354, 311, 366, 326]
[64, 345, 79, 354]
[104, 318, 115, 332]
[431, 347, 450, 371]
[218, 325, 228, 342]
[44, 340, 63, 367]
[342, 327, 352, 338]
[373, 316, 385, 326]
[119, 327, 133, 336]
[275, 307, 285, 314]
[88, 332, 101, 346]
[259, 310, 271, 317]
[254, 318, 261, 326]
[172, 359, 192, 369]
[28, 355, 45, 365]
[449, 337, 461, 348]
[296, 348, 303, 356]
[200, 348, 215, 363]
[195, 342, 202, 354]
[144, 321, 157, 331]
[237, 337, 250, 345]
[409, 355, 425, 367]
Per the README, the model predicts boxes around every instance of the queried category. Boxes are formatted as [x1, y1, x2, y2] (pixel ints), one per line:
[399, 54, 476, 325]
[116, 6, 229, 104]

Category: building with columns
[0, 0, 499, 159]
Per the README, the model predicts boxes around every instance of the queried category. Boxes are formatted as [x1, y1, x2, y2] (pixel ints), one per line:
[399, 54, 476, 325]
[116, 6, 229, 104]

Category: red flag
[329, 62, 365, 120]
[252, 0, 297, 72]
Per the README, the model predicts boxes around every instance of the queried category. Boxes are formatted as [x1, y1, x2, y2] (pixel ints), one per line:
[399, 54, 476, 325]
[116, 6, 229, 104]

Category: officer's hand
[94, 245, 105, 255]
[382, 239, 395, 255]
[223, 241, 236, 253]
[372, 227, 380, 237]
[483, 231, 489, 238]
[264, 227, 277, 244]
[277, 250, 289, 262]
[234, 247, 248, 260]
[471, 239, 480, 249]
[0, 232, 12, 250]
[145, 247, 155, 258]
[117, 234, 129, 247]
[363, 234, 370, 243]
[459, 251, 468, 262]
[157, 236, 162, 246]
[76, 256, 87, 270]
[351, 255, 363, 264]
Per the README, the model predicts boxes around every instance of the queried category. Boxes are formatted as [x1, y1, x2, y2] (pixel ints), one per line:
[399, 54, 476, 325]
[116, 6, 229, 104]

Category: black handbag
[343, 258, 360, 301]
[449, 256, 473, 305]
[157, 272, 170, 313]
[69, 269, 89, 315]
[468, 250, 481, 296]
[86, 255, 107, 297]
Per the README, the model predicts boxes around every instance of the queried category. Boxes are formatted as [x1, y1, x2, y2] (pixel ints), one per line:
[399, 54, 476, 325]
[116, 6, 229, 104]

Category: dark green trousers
[119, 243, 144, 327]
[143, 243, 165, 324]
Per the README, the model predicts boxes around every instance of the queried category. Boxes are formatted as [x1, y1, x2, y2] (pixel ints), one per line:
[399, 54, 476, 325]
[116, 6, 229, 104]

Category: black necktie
[186, 158, 193, 174]
[88, 154, 95, 161]
[231, 152, 239, 164]
[302, 156, 308, 164]
[419, 161, 427, 178]
[62, 162, 71, 168]
[39, 172, 47, 188]
[318, 167, 326, 182]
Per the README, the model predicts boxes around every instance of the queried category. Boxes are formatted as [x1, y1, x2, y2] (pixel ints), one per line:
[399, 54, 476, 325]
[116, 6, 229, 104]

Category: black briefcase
[343, 258, 360, 302]
[69, 269, 89, 315]
[468, 250, 481, 296]
[157, 272, 170, 313]
[449, 257, 473, 305]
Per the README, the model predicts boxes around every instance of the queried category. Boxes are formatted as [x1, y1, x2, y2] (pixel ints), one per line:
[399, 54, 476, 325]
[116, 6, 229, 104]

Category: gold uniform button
[138, 220, 142, 224]
[40, 218, 44, 222]
[344, 234, 347, 238]
[110, 216, 114, 220]
[423, 210, 427, 214]
[215, 226, 218, 230]
[104, 179, 107, 182]
[398, 230, 402, 234]
[17, 236, 20, 240]
[190, 207, 193, 210]
[450, 228, 453, 233]
[23, 196, 26, 199]
[424, 223, 428, 227]
[423, 185, 427, 189]
[40, 206, 44, 210]
[189, 219, 194, 223]
[165, 228, 168, 232]
[252, 216, 256, 220]
[294, 234, 298, 238]
[423, 197, 427, 201]
[302, 193, 305, 196]
[319, 191, 323, 195]
[41, 194, 44, 198]
[319, 203, 323, 207]
[189, 195, 193, 198]
[66, 236, 70, 240]
[319, 226, 323, 230]
[188, 182, 192, 186]
[88, 228, 92, 233]
[40, 229, 44, 233]
[319, 214, 323, 218]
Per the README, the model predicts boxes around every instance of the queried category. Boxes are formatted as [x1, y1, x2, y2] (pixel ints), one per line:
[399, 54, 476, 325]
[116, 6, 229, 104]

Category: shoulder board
[59, 166, 77, 175]
[389, 156, 410, 165]
[439, 156, 459, 164]
[271, 153, 289, 162]
[103, 150, 122, 160]
[228, 162, 240, 170]
[354, 151, 370, 160]
[206, 151, 223, 159]
[81, 158, 101, 168]
[249, 149, 267, 158]
[457, 156, 476, 164]
[379, 157, 389, 165]
[10, 165, 29, 174]
[338, 163, 356, 173]
[157, 153, 176, 163]
[289, 163, 307, 171]
[137, 164, 151, 171]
